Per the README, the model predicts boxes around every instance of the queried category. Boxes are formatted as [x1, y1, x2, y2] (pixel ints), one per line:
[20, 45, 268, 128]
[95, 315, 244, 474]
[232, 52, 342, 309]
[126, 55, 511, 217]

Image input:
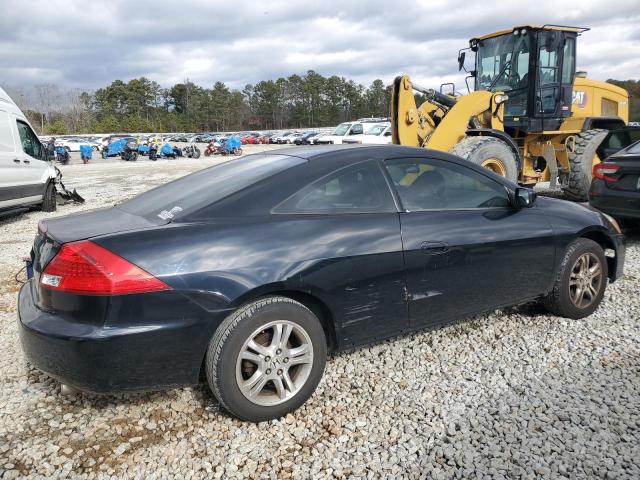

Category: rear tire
[563, 129, 608, 201]
[206, 296, 327, 422]
[450, 136, 518, 182]
[543, 238, 607, 319]
[41, 182, 56, 212]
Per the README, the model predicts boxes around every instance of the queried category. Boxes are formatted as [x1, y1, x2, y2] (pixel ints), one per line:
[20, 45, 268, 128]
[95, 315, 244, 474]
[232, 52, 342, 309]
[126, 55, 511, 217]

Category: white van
[0, 87, 57, 214]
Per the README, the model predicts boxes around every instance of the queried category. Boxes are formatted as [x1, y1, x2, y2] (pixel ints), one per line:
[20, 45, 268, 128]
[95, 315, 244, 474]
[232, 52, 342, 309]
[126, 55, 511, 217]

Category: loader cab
[470, 26, 584, 133]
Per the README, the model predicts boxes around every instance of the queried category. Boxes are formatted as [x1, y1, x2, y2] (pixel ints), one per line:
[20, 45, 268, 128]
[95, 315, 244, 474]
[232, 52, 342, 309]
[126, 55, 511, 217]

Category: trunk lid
[604, 156, 640, 194]
[31, 207, 165, 314]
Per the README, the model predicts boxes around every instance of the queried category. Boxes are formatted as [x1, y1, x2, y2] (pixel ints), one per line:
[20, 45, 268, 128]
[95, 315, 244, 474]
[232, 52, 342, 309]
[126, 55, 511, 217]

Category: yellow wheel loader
[391, 25, 630, 201]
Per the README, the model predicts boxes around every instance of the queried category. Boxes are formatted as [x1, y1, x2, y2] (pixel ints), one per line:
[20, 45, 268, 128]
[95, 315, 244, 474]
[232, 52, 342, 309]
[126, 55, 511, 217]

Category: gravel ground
[0, 146, 639, 479]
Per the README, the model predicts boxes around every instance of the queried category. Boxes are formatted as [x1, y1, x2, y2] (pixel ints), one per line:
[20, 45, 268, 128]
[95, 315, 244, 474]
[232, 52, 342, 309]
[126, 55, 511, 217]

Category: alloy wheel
[569, 252, 603, 309]
[235, 320, 314, 406]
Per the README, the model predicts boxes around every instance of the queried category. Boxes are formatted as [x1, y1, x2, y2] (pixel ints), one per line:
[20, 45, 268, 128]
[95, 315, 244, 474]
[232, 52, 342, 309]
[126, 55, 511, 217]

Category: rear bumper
[18, 280, 227, 393]
[589, 181, 640, 219]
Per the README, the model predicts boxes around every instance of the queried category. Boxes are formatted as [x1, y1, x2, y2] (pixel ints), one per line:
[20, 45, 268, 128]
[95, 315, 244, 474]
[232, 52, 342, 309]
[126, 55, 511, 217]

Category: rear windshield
[621, 140, 640, 155]
[118, 154, 305, 222]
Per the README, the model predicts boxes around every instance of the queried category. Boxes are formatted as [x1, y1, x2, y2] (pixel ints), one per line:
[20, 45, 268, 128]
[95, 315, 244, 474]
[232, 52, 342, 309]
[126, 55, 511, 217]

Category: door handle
[420, 241, 449, 254]
[13, 158, 20, 163]
[23, 159, 30, 164]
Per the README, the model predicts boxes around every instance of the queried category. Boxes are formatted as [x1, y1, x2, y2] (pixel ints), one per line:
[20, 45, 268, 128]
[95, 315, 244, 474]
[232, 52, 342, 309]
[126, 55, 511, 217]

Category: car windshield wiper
[488, 60, 512, 91]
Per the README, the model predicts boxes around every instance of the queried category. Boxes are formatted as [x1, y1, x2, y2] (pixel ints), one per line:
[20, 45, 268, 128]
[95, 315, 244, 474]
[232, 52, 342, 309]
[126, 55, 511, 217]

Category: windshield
[118, 154, 306, 222]
[476, 32, 531, 92]
[332, 123, 351, 136]
[367, 125, 387, 135]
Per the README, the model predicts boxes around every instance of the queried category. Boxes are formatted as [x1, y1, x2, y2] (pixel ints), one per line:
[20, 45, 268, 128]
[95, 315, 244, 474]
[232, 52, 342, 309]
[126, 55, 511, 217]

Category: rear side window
[0, 111, 15, 152]
[16, 120, 43, 159]
[274, 160, 396, 214]
[119, 154, 305, 222]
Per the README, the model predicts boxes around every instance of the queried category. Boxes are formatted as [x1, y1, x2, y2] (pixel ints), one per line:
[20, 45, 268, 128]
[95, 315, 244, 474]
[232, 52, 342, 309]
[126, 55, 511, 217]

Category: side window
[384, 157, 511, 211]
[16, 121, 43, 159]
[561, 37, 575, 84]
[0, 112, 15, 152]
[350, 124, 363, 135]
[274, 161, 396, 214]
[538, 35, 559, 86]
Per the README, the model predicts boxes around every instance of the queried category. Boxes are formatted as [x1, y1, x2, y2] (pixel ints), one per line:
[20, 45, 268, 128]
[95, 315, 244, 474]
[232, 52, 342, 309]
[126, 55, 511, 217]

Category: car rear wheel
[206, 296, 327, 422]
[543, 238, 607, 319]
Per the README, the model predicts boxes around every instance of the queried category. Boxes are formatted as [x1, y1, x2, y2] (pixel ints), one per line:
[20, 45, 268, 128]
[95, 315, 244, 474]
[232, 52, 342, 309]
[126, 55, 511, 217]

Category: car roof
[262, 144, 518, 187]
[264, 144, 449, 161]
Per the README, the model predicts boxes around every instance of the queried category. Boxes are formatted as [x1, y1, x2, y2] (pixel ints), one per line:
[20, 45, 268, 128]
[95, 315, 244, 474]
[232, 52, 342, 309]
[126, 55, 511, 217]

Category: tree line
[12, 71, 392, 135]
[8, 74, 640, 135]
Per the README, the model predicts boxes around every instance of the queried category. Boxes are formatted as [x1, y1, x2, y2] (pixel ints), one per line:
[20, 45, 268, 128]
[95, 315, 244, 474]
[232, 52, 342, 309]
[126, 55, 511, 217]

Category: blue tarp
[137, 144, 150, 154]
[161, 143, 174, 155]
[225, 136, 241, 150]
[106, 138, 128, 156]
[79, 145, 93, 158]
[55, 146, 66, 155]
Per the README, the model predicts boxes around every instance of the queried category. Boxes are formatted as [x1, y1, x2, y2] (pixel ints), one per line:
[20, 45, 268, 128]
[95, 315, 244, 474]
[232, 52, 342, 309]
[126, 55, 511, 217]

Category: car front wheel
[543, 238, 608, 319]
[206, 296, 327, 422]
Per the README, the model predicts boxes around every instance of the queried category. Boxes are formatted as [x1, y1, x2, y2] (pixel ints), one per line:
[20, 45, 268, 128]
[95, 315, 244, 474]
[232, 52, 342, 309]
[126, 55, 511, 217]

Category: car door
[383, 156, 556, 328]
[273, 159, 409, 347]
[14, 118, 48, 195]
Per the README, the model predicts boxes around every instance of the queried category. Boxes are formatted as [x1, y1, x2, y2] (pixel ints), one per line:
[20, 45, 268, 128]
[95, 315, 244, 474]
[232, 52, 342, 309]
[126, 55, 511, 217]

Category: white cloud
[0, 0, 638, 91]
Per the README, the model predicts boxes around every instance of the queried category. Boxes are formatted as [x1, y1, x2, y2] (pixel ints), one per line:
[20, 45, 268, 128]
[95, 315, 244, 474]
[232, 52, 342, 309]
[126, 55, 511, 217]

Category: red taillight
[41, 240, 170, 295]
[593, 163, 620, 182]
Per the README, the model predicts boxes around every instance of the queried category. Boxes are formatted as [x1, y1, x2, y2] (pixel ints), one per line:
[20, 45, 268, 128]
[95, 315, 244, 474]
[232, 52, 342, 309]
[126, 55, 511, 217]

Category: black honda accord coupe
[19, 145, 625, 421]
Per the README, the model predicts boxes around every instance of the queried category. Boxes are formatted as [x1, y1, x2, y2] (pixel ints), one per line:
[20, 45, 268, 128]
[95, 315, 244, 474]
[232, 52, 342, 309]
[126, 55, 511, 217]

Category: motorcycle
[160, 143, 176, 158]
[204, 141, 219, 156]
[218, 136, 243, 156]
[55, 146, 70, 165]
[120, 140, 138, 161]
[149, 144, 158, 161]
[183, 145, 201, 159]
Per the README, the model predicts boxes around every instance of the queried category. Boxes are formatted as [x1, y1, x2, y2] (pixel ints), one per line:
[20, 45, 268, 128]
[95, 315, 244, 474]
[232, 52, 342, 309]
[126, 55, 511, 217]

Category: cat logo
[572, 90, 587, 108]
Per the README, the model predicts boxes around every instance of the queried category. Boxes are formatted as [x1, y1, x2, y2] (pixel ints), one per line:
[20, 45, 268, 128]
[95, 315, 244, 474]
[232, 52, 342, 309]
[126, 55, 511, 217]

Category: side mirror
[458, 51, 466, 71]
[515, 187, 537, 208]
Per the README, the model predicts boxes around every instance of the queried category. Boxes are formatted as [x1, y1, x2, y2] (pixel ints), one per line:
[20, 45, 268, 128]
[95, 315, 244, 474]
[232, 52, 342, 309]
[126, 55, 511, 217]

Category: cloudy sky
[1, 0, 639, 92]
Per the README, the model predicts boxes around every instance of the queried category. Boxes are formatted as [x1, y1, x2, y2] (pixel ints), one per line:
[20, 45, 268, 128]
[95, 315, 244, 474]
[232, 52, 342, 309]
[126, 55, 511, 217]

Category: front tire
[543, 238, 607, 319]
[41, 182, 57, 212]
[450, 136, 518, 182]
[206, 296, 327, 422]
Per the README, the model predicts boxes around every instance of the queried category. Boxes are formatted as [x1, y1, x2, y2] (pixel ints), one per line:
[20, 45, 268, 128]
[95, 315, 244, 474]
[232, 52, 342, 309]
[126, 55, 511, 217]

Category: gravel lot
[1, 145, 639, 479]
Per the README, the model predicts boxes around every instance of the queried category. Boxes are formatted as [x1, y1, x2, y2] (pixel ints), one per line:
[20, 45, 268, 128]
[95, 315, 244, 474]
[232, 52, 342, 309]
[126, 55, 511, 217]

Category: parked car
[589, 139, 640, 223]
[273, 132, 293, 144]
[294, 132, 319, 145]
[19, 145, 624, 422]
[55, 137, 94, 152]
[342, 123, 392, 145]
[305, 131, 328, 145]
[315, 121, 380, 144]
[268, 133, 280, 144]
[0, 87, 57, 215]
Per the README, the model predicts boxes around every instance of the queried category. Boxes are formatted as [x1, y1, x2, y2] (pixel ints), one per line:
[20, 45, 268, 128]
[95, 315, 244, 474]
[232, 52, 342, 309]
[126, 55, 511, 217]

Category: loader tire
[450, 136, 518, 182]
[562, 129, 608, 202]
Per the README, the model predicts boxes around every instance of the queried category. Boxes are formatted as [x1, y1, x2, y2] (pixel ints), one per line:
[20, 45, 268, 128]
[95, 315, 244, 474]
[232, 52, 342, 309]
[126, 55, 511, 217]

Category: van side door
[14, 117, 49, 202]
[0, 108, 23, 207]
